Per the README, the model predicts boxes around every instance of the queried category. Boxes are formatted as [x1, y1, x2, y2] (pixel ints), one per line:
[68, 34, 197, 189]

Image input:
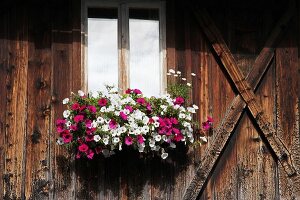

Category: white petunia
[187, 83, 192, 87]
[161, 152, 168, 159]
[162, 135, 168, 142]
[142, 126, 149, 133]
[191, 73, 196, 76]
[94, 135, 101, 142]
[103, 137, 109, 145]
[169, 69, 176, 74]
[174, 74, 179, 77]
[154, 122, 160, 128]
[185, 114, 192, 121]
[177, 71, 181, 74]
[192, 104, 199, 109]
[65, 121, 71, 127]
[200, 136, 208, 143]
[56, 137, 64, 145]
[97, 117, 104, 124]
[100, 107, 107, 112]
[149, 139, 155, 148]
[78, 90, 85, 96]
[91, 120, 98, 128]
[173, 105, 180, 110]
[167, 73, 172, 76]
[112, 137, 120, 144]
[138, 145, 145, 152]
[154, 134, 162, 142]
[181, 78, 187, 81]
[63, 110, 70, 118]
[62, 98, 69, 104]
[179, 113, 186, 119]
[170, 142, 176, 148]
[119, 143, 122, 151]
[187, 107, 196, 113]
[143, 116, 149, 124]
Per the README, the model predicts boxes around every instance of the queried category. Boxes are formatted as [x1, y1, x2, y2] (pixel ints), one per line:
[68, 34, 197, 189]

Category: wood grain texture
[0, 11, 9, 200]
[183, 1, 296, 198]
[3, 4, 28, 199]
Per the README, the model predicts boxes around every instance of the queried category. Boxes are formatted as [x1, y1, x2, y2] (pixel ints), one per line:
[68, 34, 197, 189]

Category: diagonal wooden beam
[183, 1, 296, 199]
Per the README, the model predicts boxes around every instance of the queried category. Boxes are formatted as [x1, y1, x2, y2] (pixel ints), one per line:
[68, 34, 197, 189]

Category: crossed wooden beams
[183, 1, 297, 199]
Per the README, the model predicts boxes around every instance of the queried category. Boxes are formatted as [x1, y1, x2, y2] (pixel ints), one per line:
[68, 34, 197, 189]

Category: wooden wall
[0, 0, 299, 199]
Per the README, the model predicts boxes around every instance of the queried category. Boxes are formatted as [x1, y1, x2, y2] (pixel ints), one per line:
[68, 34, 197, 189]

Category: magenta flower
[76, 152, 81, 159]
[136, 97, 146, 105]
[56, 119, 66, 126]
[146, 103, 152, 111]
[173, 133, 184, 142]
[79, 105, 86, 111]
[87, 149, 94, 159]
[74, 115, 84, 123]
[85, 134, 94, 142]
[125, 105, 133, 113]
[170, 118, 178, 125]
[70, 125, 78, 131]
[62, 133, 72, 143]
[56, 126, 65, 133]
[109, 119, 117, 129]
[174, 96, 185, 105]
[120, 112, 128, 120]
[71, 103, 80, 110]
[172, 128, 180, 135]
[137, 135, 145, 144]
[125, 88, 132, 94]
[202, 121, 211, 130]
[133, 89, 142, 94]
[98, 98, 108, 107]
[207, 116, 214, 123]
[95, 146, 102, 154]
[78, 143, 89, 152]
[125, 136, 133, 145]
[88, 105, 97, 113]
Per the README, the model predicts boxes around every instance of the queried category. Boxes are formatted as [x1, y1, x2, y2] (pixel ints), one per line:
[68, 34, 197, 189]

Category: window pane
[129, 8, 160, 97]
[88, 8, 118, 93]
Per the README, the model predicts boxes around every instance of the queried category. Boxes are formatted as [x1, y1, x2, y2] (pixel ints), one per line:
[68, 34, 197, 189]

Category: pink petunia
[125, 88, 132, 94]
[62, 133, 73, 143]
[56, 119, 66, 126]
[207, 116, 214, 123]
[202, 121, 211, 130]
[79, 105, 86, 111]
[78, 143, 89, 152]
[76, 152, 81, 159]
[87, 149, 94, 159]
[170, 117, 178, 125]
[98, 98, 108, 107]
[71, 103, 80, 110]
[173, 133, 184, 142]
[172, 128, 180, 135]
[137, 135, 145, 144]
[109, 119, 117, 129]
[88, 105, 97, 113]
[56, 126, 65, 133]
[146, 103, 152, 111]
[95, 146, 102, 154]
[125, 105, 133, 113]
[74, 115, 84, 123]
[133, 89, 142, 94]
[85, 134, 94, 142]
[70, 125, 78, 131]
[120, 112, 128, 120]
[174, 96, 185, 105]
[136, 98, 146, 105]
[125, 136, 133, 145]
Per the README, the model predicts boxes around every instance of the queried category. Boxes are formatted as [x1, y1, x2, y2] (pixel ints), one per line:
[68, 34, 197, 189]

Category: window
[83, 1, 166, 96]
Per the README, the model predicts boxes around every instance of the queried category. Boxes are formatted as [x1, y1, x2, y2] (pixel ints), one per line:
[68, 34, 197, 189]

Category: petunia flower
[125, 88, 132, 94]
[62, 133, 72, 143]
[133, 89, 142, 94]
[120, 111, 128, 120]
[78, 143, 89, 152]
[88, 105, 97, 113]
[137, 135, 145, 144]
[125, 136, 133, 145]
[87, 149, 94, 159]
[109, 119, 117, 129]
[62, 98, 69, 104]
[174, 96, 184, 105]
[78, 90, 85, 96]
[98, 98, 108, 107]
[136, 97, 146, 105]
[71, 103, 80, 110]
[74, 115, 84, 123]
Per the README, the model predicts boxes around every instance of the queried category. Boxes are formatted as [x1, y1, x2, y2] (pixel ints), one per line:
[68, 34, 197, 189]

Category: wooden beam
[183, 1, 296, 199]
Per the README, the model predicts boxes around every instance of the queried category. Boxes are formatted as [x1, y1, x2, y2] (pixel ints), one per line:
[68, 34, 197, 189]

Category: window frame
[81, 0, 166, 94]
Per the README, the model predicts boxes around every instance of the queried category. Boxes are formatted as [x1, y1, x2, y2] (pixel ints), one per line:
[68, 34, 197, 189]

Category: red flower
[133, 89, 142, 94]
[71, 103, 80, 110]
[85, 134, 94, 142]
[174, 96, 185, 105]
[95, 146, 102, 154]
[170, 118, 178, 125]
[173, 133, 184, 142]
[56, 119, 66, 126]
[78, 143, 89, 152]
[125, 88, 132, 94]
[98, 98, 108, 107]
[109, 119, 117, 129]
[125, 136, 133, 145]
[137, 135, 145, 144]
[62, 133, 73, 143]
[87, 149, 94, 159]
[74, 115, 84, 123]
[125, 105, 133, 113]
[88, 105, 97, 113]
[136, 98, 146, 105]
[120, 112, 128, 120]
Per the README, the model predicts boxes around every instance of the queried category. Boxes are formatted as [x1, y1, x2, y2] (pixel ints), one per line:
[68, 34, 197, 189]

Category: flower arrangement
[56, 70, 212, 160]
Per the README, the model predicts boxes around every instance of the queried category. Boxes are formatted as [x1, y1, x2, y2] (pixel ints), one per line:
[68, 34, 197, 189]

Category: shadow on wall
[56, 143, 193, 199]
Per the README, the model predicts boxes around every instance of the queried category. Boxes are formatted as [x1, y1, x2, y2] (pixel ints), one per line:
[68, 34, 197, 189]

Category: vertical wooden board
[51, 0, 76, 199]
[276, 14, 300, 199]
[4, 4, 28, 199]
[0, 11, 8, 200]
[24, 3, 52, 199]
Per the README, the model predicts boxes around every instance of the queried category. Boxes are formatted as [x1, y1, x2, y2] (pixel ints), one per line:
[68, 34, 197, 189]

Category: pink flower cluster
[56, 88, 211, 160]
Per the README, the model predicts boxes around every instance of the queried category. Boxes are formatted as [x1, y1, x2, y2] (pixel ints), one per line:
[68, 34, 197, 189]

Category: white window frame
[81, 0, 166, 94]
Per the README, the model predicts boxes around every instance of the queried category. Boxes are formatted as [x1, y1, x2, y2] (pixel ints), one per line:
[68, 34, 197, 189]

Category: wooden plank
[3, 4, 28, 199]
[183, 1, 296, 199]
[51, 0, 76, 199]
[276, 17, 300, 198]
[0, 10, 9, 200]
[24, 3, 52, 199]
